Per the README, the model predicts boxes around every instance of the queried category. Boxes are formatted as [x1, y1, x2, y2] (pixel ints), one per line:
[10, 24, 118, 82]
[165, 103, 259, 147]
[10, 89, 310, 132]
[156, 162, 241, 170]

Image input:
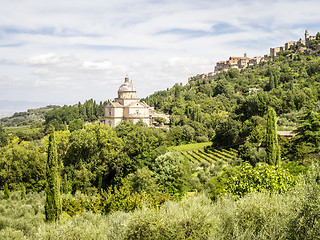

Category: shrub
[124, 194, 216, 239]
[212, 192, 293, 239]
[285, 161, 320, 239]
[0, 191, 45, 238]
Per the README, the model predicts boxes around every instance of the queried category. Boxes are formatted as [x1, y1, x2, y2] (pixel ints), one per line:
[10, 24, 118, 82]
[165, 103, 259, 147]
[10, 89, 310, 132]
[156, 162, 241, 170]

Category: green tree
[68, 119, 84, 132]
[208, 162, 296, 199]
[62, 173, 72, 194]
[266, 107, 281, 165]
[0, 138, 46, 191]
[293, 111, 320, 160]
[21, 185, 26, 199]
[4, 182, 10, 199]
[127, 167, 158, 194]
[45, 131, 62, 221]
[226, 162, 295, 197]
[152, 152, 190, 198]
[0, 125, 7, 147]
[269, 75, 275, 90]
[211, 117, 242, 148]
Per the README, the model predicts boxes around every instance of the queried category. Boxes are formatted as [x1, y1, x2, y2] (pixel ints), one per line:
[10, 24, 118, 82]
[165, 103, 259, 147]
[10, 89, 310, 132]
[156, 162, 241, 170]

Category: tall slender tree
[45, 130, 62, 221]
[266, 107, 281, 165]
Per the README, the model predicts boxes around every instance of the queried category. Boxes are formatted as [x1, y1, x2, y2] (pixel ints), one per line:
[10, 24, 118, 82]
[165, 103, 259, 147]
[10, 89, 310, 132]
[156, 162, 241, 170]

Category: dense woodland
[1, 49, 320, 239]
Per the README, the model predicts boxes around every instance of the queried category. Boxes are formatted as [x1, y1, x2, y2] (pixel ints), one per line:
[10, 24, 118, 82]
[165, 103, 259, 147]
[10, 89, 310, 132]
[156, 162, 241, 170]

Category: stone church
[104, 77, 168, 127]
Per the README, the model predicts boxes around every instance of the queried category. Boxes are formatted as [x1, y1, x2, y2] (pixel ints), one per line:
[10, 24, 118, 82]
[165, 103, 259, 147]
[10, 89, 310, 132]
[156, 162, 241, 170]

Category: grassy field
[169, 142, 238, 167]
[168, 142, 212, 152]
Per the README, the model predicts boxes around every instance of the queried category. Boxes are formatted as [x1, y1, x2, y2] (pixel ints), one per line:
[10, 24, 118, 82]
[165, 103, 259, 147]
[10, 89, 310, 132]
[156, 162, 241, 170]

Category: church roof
[140, 101, 150, 107]
[109, 101, 123, 108]
[127, 101, 146, 107]
[118, 77, 136, 92]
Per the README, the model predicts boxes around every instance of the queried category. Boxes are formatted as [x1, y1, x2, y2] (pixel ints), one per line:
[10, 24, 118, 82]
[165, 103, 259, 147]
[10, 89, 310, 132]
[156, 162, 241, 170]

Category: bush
[286, 161, 320, 239]
[0, 191, 45, 238]
[124, 194, 216, 239]
[35, 212, 112, 240]
[212, 192, 293, 239]
[208, 162, 297, 200]
[230, 163, 297, 196]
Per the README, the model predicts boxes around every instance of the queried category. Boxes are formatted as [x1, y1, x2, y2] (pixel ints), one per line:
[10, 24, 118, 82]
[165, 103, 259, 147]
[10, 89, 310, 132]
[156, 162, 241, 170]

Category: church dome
[118, 83, 136, 91]
[118, 77, 136, 92]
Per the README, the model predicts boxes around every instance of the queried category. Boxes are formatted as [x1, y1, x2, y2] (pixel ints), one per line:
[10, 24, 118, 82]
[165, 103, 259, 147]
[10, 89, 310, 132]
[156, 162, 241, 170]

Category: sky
[1, 0, 320, 113]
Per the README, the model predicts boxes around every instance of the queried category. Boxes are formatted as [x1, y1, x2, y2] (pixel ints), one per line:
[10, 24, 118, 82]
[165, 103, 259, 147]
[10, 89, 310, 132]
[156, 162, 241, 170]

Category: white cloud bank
[0, 0, 320, 107]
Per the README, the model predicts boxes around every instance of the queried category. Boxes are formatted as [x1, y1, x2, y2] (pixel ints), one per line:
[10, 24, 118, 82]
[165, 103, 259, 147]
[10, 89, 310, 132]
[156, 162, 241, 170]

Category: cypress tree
[97, 174, 103, 192]
[45, 131, 62, 221]
[266, 107, 281, 165]
[269, 75, 275, 90]
[274, 73, 279, 88]
[4, 182, 10, 199]
[62, 173, 72, 194]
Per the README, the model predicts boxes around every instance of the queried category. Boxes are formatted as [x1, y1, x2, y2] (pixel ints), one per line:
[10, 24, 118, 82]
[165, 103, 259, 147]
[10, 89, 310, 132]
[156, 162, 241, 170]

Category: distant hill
[0, 105, 60, 127]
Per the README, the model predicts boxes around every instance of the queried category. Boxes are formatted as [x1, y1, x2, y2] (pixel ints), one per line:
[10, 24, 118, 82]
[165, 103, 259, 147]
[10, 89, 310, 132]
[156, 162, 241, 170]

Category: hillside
[143, 50, 320, 149]
[0, 105, 59, 127]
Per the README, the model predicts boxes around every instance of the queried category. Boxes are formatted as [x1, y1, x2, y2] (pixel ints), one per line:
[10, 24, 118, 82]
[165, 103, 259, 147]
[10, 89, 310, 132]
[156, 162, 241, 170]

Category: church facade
[104, 77, 168, 127]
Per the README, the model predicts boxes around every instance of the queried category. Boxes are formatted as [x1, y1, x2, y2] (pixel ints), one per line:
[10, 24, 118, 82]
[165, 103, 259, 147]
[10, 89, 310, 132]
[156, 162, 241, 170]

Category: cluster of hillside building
[270, 30, 319, 57]
[188, 30, 320, 83]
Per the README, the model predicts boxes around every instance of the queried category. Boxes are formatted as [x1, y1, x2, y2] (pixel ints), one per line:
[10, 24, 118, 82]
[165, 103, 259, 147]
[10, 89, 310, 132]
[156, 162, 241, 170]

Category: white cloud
[25, 53, 80, 67]
[1, 0, 320, 108]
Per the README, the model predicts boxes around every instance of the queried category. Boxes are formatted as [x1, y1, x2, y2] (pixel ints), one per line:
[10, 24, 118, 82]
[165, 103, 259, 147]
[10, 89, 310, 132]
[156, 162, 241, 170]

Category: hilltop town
[188, 30, 320, 82]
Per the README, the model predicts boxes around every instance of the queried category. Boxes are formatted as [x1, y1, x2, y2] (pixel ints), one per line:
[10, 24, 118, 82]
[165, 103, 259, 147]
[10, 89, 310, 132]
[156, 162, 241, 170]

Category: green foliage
[211, 117, 242, 147]
[212, 192, 292, 239]
[45, 131, 62, 221]
[125, 195, 216, 240]
[208, 162, 297, 199]
[62, 174, 72, 194]
[154, 117, 167, 124]
[0, 105, 57, 127]
[266, 107, 281, 165]
[20, 185, 26, 200]
[44, 99, 105, 126]
[0, 138, 46, 191]
[152, 152, 191, 198]
[286, 160, 320, 239]
[293, 111, 320, 160]
[0, 163, 320, 240]
[100, 184, 166, 214]
[61, 184, 168, 217]
[238, 142, 265, 166]
[226, 163, 296, 197]
[126, 167, 158, 194]
[4, 182, 10, 199]
[0, 191, 45, 238]
[6, 126, 45, 142]
[68, 118, 84, 132]
[308, 39, 320, 50]
[61, 192, 104, 216]
[281, 161, 310, 176]
[64, 124, 127, 191]
[115, 122, 168, 169]
[0, 125, 7, 147]
[168, 142, 211, 151]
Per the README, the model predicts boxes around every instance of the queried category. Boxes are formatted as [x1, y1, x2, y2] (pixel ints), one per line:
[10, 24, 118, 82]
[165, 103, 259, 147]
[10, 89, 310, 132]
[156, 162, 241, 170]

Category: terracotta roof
[110, 102, 123, 108]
